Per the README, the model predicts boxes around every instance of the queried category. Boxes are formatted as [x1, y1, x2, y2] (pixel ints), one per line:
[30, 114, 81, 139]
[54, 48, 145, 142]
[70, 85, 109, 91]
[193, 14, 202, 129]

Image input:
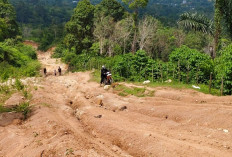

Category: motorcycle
[104, 72, 113, 85]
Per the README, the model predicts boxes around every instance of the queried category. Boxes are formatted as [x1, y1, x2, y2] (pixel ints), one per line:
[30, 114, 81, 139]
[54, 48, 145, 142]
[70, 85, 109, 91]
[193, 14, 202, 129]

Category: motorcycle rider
[100, 65, 108, 85]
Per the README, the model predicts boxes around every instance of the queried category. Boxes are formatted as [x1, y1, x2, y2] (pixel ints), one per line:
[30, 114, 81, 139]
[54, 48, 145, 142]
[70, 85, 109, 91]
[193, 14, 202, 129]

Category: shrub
[169, 45, 213, 84]
[15, 79, 24, 91]
[215, 44, 232, 95]
[0, 42, 40, 81]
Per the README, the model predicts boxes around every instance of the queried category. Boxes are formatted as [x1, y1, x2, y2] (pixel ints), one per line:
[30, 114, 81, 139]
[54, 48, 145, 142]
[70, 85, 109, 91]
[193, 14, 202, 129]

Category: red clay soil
[0, 41, 231, 157]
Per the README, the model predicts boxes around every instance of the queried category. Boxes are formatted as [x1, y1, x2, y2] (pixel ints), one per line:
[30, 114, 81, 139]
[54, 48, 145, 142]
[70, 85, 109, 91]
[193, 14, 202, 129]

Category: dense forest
[1, 0, 232, 95]
[9, 0, 214, 50]
[0, 0, 40, 80]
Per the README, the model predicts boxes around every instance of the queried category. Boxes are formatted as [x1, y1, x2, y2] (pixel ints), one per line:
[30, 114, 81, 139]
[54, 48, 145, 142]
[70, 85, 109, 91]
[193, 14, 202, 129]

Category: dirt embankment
[0, 41, 232, 157]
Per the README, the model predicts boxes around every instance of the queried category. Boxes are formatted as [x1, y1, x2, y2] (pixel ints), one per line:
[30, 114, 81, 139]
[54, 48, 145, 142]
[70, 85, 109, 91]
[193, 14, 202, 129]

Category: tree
[65, 0, 94, 54]
[138, 16, 157, 51]
[219, 0, 232, 37]
[113, 16, 134, 54]
[0, 0, 20, 41]
[215, 44, 232, 95]
[178, 0, 232, 58]
[122, 0, 149, 53]
[93, 15, 115, 55]
[94, 0, 125, 22]
[178, 12, 213, 36]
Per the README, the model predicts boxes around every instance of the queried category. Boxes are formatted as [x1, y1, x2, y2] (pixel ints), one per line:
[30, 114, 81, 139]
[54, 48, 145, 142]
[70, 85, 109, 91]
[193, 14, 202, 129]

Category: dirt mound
[0, 112, 23, 126]
[0, 41, 231, 157]
[4, 93, 24, 107]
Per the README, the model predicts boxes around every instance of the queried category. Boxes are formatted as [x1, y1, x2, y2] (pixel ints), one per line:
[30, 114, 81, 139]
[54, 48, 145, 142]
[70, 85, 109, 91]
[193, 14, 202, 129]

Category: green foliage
[64, 0, 94, 53]
[0, 102, 31, 119]
[0, 42, 40, 80]
[114, 84, 154, 97]
[178, 12, 213, 35]
[95, 0, 125, 21]
[0, 0, 20, 41]
[15, 79, 24, 90]
[0, 84, 10, 94]
[15, 102, 30, 119]
[0, 104, 11, 113]
[122, 0, 149, 10]
[215, 44, 232, 95]
[169, 46, 213, 84]
[183, 32, 209, 51]
[218, 0, 232, 38]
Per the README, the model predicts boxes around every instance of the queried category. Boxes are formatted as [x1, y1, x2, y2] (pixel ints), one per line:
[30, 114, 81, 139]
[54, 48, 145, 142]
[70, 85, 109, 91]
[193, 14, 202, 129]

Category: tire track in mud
[0, 41, 231, 157]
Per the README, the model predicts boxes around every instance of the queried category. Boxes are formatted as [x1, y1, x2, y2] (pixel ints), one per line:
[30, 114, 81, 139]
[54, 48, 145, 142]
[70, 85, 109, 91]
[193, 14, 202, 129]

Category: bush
[15, 79, 24, 91]
[215, 44, 232, 95]
[0, 42, 40, 81]
[169, 46, 213, 84]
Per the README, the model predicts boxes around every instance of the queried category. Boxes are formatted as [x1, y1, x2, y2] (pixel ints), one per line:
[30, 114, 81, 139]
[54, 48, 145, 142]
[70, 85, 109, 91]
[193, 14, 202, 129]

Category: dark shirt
[101, 68, 108, 76]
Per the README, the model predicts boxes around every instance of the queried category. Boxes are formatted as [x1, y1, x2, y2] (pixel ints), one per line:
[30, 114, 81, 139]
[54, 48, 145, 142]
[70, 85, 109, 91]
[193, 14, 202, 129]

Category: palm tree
[178, 0, 232, 58]
[177, 12, 213, 36]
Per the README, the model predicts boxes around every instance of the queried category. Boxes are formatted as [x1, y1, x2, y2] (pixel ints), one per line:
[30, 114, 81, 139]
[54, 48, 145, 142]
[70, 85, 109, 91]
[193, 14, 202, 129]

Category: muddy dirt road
[0, 41, 232, 157]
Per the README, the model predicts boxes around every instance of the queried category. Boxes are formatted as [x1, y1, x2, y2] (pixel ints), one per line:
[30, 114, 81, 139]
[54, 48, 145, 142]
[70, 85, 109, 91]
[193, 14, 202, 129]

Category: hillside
[143, 0, 214, 25]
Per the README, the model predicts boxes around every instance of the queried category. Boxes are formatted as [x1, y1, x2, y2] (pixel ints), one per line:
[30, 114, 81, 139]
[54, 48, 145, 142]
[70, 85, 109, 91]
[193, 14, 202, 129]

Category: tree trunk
[108, 45, 113, 57]
[131, 30, 137, 53]
[214, 0, 222, 58]
[100, 38, 103, 55]
[131, 9, 138, 54]
[123, 38, 126, 54]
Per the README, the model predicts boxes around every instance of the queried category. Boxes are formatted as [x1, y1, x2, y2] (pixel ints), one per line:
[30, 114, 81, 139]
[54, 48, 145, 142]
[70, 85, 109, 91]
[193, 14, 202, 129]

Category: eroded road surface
[0, 41, 232, 157]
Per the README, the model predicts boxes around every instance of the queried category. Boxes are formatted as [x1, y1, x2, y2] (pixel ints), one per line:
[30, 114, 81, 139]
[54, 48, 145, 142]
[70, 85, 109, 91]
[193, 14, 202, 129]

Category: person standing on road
[43, 68, 47, 77]
[54, 69, 57, 76]
[58, 66, 62, 76]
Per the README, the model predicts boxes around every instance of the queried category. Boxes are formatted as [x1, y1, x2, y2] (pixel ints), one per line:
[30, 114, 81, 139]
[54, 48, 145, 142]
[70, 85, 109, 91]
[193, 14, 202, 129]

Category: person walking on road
[54, 69, 57, 76]
[58, 66, 62, 76]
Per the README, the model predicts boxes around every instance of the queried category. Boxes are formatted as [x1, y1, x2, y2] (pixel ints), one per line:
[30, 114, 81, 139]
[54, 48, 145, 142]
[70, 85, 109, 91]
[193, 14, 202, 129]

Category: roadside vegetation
[0, 79, 32, 119]
[52, 0, 232, 96]
[91, 70, 220, 96]
[0, 0, 40, 81]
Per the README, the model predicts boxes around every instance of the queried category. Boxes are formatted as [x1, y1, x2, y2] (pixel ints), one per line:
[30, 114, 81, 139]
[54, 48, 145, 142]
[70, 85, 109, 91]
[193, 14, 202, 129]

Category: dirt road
[0, 41, 232, 157]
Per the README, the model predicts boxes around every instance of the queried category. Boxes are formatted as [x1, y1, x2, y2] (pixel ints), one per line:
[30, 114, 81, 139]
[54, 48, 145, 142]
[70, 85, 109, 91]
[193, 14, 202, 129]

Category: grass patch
[15, 79, 25, 91]
[0, 102, 31, 119]
[114, 85, 154, 97]
[0, 104, 12, 113]
[90, 70, 220, 96]
[34, 86, 38, 90]
[40, 103, 51, 108]
[90, 70, 100, 83]
[0, 85, 15, 104]
[140, 81, 220, 96]
[0, 80, 32, 119]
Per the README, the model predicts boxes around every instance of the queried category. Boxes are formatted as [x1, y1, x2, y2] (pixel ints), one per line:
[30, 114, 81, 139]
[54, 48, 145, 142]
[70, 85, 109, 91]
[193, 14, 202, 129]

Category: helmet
[102, 65, 105, 69]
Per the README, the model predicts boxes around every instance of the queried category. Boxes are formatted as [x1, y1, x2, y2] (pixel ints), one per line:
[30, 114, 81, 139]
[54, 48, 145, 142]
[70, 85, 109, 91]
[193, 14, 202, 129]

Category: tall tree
[113, 16, 133, 54]
[138, 16, 157, 51]
[94, 0, 125, 22]
[122, 0, 149, 53]
[64, 0, 94, 53]
[177, 12, 213, 36]
[178, 0, 232, 58]
[0, 0, 20, 41]
[214, 0, 222, 58]
[93, 15, 115, 55]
